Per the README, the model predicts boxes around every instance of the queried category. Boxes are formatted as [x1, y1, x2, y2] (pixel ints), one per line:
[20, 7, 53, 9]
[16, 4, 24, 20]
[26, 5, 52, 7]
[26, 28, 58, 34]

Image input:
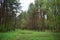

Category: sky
[20, 0, 35, 11]
[16, 0, 35, 16]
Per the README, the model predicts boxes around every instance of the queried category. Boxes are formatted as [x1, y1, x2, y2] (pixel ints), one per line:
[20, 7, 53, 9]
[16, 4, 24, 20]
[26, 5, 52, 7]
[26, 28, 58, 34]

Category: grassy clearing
[0, 29, 60, 40]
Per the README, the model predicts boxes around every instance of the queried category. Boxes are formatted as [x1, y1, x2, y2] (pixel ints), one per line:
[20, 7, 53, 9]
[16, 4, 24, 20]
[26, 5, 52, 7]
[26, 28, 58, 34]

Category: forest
[0, 0, 60, 40]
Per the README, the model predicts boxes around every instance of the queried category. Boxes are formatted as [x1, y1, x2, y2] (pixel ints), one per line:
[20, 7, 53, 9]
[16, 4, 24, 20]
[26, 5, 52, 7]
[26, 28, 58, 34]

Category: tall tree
[0, 0, 21, 32]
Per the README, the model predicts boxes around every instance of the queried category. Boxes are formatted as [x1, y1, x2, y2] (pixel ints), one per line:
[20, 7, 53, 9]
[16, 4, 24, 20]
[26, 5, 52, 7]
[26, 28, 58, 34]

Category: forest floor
[0, 29, 60, 40]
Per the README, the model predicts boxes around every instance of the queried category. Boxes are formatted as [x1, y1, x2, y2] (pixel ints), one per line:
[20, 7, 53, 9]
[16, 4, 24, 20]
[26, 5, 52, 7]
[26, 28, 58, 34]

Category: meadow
[0, 29, 60, 40]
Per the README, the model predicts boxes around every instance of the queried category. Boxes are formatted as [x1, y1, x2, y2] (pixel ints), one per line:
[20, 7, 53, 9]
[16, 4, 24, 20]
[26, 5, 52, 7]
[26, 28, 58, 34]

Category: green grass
[0, 29, 60, 40]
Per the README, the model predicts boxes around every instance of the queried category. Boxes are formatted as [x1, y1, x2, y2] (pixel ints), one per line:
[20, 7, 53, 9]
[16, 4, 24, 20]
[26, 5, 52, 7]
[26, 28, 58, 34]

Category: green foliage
[17, 11, 28, 29]
[0, 0, 21, 32]
[17, 0, 60, 31]
[0, 0, 60, 32]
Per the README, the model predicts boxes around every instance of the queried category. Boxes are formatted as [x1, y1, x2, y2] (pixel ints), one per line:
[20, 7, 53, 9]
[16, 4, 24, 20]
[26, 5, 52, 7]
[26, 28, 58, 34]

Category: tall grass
[0, 29, 60, 40]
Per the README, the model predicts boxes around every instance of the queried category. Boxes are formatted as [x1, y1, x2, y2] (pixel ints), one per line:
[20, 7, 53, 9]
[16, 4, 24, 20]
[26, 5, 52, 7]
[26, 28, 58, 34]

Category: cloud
[16, 0, 35, 16]
[20, 0, 35, 11]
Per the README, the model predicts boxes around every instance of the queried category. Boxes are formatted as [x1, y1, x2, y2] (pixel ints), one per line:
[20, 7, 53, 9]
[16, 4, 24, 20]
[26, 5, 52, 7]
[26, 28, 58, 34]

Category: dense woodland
[0, 0, 60, 32]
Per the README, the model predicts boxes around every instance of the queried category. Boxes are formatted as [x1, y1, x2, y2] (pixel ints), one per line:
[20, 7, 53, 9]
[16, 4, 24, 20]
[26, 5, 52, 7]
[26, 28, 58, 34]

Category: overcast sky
[16, 0, 35, 16]
[20, 0, 35, 11]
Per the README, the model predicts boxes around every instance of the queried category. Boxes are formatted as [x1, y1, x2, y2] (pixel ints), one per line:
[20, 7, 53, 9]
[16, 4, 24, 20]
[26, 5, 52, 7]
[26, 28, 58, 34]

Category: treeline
[0, 0, 60, 32]
[18, 0, 60, 32]
[0, 0, 21, 32]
